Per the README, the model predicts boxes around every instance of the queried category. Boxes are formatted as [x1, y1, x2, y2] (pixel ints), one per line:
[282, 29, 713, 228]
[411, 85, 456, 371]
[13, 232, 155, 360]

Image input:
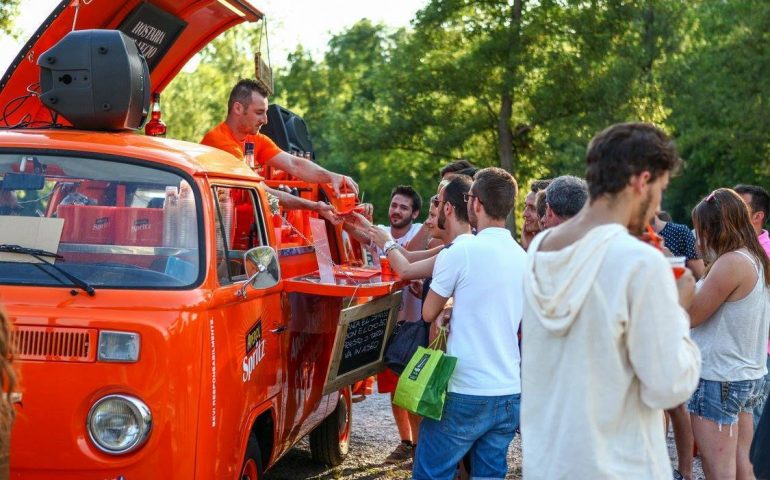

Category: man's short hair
[456, 166, 478, 178]
[545, 175, 588, 218]
[473, 167, 518, 220]
[585, 123, 680, 200]
[656, 210, 673, 222]
[391, 185, 422, 213]
[734, 184, 770, 224]
[227, 79, 269, 114]
[440, 160, 475, 178]
[443, 176, 472, 224]
[530, 179, 552, 194]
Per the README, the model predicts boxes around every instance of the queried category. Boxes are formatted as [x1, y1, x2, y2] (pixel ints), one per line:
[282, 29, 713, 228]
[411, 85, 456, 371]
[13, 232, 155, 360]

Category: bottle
[144, 93, 167, 137]
[177, 181, 196, 248]
[220, 193, 233, 250]
[162, 186, 178, 247]
[244, 142, 255, 169]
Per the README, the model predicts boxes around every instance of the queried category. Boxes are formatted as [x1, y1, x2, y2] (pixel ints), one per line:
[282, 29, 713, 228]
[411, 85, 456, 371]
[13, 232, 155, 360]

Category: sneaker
[384, 441, 413, 464]
[673, 469, 685, 480]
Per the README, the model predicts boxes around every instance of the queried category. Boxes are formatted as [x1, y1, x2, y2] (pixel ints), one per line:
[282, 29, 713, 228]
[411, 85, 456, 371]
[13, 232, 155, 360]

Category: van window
[212, 186, 267, 285]
[0, 153, 201, 289]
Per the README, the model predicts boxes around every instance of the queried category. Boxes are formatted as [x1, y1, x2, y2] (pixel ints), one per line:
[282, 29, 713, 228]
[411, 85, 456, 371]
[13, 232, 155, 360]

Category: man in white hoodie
[414, 167, 527, 480]
[521, 122, 701, 479]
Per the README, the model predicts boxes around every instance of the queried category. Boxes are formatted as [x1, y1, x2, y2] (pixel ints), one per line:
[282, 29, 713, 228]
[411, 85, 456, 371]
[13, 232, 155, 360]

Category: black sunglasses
[463, 193, 482, 204]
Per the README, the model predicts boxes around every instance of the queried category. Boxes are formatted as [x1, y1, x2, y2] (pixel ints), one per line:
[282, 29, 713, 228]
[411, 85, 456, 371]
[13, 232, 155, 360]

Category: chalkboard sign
[323, 292, 402, 395]
[118, 3, 187, 71]
[338, 308, 390, 375]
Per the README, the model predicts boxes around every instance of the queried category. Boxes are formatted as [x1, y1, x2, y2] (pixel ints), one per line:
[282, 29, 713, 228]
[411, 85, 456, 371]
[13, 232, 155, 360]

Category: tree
[661, 0, 770, 222]
[0, 0, 20, 38]
[164, 24, 262, 142]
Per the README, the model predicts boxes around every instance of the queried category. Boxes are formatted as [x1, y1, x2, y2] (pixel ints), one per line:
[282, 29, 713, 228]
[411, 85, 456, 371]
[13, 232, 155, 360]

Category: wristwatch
[383, 239, 398, 254]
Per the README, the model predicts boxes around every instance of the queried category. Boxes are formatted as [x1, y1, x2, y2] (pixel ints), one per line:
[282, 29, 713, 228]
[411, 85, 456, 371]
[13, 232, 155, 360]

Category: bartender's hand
[367, 225, 392, 250]
[330, 173, 359, 197]
[676, 268, 696, 310]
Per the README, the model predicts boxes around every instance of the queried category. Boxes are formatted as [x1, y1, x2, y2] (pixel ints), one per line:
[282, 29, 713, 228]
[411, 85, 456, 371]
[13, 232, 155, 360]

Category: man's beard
[437, 207, 447, 230]
[628, 189, 653, 236]
[468, 206, 478, 230]
[390, 215, 413, 229]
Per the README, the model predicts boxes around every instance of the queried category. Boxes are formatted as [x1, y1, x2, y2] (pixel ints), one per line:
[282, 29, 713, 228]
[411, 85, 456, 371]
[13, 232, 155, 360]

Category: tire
[240, 434, 263, 480]
[309, 387, 352, 467]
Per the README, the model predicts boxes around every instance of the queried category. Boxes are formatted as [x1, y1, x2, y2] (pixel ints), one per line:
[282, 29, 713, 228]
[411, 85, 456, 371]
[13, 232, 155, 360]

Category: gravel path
[265, 392, 704, 479]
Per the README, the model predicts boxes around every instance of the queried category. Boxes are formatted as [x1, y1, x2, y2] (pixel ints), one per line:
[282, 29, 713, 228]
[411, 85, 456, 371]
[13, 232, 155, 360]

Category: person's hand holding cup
[669, 256, 695, 309]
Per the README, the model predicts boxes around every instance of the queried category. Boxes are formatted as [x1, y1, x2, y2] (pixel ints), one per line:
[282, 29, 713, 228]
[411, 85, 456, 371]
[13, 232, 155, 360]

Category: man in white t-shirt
[414, 167, 526, 480]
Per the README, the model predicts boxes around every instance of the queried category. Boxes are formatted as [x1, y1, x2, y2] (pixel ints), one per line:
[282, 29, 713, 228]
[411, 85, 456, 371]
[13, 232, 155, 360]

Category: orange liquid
[672, 266, 686, 279]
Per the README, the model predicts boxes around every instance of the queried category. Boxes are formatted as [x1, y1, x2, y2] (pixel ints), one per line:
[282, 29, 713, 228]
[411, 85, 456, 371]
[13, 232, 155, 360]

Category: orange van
[0, 1, 401, 478]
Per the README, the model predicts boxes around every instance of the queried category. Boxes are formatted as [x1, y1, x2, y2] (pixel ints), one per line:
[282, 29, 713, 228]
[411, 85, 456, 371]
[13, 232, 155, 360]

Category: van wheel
[241, 434, 263, 480]
[309, 387, 351, 466]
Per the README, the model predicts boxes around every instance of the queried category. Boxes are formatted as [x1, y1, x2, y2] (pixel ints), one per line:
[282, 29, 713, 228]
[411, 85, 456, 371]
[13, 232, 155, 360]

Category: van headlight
[87, 394, 151, 454]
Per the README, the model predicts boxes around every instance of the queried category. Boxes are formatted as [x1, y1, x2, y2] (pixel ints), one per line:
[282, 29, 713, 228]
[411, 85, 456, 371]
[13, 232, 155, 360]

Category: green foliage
[163, 1, 769, 227]
[164, 24, 262, 142]
[0, 0, 20, 38]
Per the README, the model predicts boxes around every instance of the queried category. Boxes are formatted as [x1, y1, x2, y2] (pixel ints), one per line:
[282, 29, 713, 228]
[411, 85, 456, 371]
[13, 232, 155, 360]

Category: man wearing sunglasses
[414, 167, 526, 480]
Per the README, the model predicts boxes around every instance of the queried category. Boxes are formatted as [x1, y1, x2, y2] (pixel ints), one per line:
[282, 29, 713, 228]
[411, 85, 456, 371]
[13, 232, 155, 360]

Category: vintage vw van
[0, 1, 401, 478]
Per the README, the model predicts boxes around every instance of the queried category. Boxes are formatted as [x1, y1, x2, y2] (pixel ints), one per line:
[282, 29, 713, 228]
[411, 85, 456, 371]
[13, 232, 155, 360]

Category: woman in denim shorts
[688, 189, 770, 479]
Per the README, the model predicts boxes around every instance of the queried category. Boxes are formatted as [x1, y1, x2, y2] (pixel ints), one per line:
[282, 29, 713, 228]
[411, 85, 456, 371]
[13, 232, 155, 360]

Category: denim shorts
[687, 378, 765, 425]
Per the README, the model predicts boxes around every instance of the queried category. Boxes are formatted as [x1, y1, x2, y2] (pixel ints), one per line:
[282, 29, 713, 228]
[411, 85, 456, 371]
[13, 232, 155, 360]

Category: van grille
[12, 326, 96, 362]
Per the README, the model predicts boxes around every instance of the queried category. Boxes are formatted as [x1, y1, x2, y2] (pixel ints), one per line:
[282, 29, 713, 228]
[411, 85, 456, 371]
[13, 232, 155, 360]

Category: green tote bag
[393, 327, 457, 421]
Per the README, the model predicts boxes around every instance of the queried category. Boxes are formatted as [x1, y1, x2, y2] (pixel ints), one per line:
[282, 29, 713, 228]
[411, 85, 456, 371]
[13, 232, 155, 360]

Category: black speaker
[38, 30, 150, 131]
[260, 104, 314, 157]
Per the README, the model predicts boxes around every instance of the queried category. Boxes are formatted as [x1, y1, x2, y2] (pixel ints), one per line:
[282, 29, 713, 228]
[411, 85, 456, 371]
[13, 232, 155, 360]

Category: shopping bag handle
[428, 325, 448, 350]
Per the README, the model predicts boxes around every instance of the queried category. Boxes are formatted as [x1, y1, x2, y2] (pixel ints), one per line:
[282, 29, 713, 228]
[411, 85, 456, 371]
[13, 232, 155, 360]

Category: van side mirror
[236, 246, 280, 298]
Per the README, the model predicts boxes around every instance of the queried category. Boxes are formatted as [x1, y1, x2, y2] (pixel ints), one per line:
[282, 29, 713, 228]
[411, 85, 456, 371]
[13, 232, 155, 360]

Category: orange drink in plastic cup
[380, 256, 392, 276]
[668, 256, 687, 279]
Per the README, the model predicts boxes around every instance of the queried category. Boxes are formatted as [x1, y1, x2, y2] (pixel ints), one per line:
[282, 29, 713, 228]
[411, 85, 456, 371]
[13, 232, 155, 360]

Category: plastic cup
[668, 256, 687, 279]
[380, 256, 392, 276]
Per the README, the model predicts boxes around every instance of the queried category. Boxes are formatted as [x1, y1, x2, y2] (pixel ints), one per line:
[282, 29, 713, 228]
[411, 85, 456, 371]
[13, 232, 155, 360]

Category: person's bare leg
[390, 393, 413, 443]
[736, 412, 756, 480]
[691, 413, 739, 479]
[408, 412, 421, 445]
[668, 405, 694, 479]
[384, 395, 415, 464]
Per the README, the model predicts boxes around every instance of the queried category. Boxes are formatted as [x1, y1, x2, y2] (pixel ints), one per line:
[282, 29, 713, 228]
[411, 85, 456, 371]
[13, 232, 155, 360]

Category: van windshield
[0, 153, 201, 289]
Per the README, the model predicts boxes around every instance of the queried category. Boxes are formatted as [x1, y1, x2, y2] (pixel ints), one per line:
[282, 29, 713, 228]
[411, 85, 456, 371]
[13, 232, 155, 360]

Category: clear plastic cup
[667, 256, 687, 279]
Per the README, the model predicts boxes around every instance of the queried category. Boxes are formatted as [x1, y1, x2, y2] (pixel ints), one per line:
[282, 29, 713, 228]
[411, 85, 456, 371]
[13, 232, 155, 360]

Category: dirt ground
[264, 392, 704, 479]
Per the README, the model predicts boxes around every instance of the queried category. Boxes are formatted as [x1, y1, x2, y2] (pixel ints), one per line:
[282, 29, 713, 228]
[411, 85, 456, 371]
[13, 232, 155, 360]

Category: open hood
[0, 0, 262, 127]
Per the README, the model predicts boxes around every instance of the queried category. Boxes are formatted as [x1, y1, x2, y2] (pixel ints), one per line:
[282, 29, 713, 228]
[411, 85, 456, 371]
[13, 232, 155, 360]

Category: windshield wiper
[0, 244, 95, 296]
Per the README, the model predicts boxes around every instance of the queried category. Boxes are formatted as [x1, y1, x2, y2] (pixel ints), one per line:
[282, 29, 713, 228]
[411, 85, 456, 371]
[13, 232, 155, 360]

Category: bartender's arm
[268, 151, 359, 196]
[264, 185, 339, 223]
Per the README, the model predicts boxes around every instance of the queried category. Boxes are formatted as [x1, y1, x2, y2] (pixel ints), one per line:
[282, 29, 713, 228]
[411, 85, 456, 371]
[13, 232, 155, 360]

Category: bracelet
[385, 244, 400, 255]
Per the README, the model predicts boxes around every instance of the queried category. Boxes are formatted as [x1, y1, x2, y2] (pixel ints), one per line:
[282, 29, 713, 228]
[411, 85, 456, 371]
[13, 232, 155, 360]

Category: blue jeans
[413, 392, 520, 480]
[753, 355, 770, 430]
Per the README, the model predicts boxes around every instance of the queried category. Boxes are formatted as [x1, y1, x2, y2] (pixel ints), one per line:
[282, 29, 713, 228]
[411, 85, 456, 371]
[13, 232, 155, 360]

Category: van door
[206, 185, 288, 470]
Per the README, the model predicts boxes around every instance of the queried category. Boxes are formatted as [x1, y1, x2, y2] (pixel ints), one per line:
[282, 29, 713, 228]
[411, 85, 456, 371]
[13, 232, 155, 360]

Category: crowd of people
[201, 81, 769, 479]
[343, 123, 769, 480]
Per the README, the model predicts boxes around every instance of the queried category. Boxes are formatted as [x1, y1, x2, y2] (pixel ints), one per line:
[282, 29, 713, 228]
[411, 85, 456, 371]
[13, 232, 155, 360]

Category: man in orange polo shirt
[202, 79, 359, 212]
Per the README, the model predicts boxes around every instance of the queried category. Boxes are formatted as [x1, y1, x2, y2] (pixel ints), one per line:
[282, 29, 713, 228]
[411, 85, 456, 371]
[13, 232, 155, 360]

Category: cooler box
[115, 207, 163, 246]
[57, 205, 116, 244]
